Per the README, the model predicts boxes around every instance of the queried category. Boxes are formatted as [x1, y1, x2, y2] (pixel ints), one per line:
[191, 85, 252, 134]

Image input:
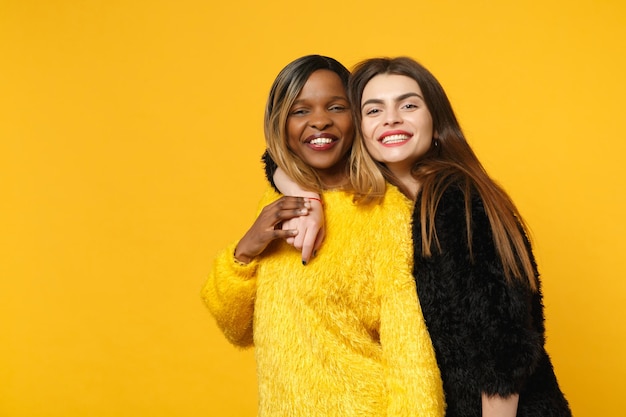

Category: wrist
[234, 245, 254, 265]
[292, 191, 320, 199]
[306, 196, 323, 206]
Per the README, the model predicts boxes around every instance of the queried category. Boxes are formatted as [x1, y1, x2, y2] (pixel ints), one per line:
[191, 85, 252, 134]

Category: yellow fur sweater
[202, 185, 444, 417]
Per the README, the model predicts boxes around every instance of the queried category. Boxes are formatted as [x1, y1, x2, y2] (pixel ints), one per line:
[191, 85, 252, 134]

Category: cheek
[286, 120, 302, 143]
[338, 114, 354, 133]
[286, 119, 297, 134]
[422, 116, 434, 136]
[360, 120, 375, 141]
[363, 137, 378, 156]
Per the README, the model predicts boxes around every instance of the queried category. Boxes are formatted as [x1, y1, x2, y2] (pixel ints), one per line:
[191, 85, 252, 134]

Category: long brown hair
[349, 57, 537, 290]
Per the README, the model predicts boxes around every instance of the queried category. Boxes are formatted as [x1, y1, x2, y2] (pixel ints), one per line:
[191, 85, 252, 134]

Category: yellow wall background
[1, 0, 624, 416]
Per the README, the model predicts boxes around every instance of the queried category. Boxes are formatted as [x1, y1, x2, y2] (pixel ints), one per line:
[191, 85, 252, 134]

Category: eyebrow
[361, 92, 424, 109]
[293, 95, 349, 105]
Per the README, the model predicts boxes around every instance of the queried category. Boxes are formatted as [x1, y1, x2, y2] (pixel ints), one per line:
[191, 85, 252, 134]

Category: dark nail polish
[302, 260, 307, 266]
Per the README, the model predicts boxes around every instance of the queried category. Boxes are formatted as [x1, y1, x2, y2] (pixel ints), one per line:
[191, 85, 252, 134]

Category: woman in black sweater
[347, 56, 572, 417]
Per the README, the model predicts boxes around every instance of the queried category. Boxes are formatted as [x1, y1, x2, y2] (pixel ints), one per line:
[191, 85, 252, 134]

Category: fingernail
[313, 250, 317, 257]
[302, 260, 307, 266]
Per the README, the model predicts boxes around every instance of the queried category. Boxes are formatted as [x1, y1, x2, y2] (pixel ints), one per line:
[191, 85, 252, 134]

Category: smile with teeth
[381, 134, 411, 144]
[309, 137, 334, 145]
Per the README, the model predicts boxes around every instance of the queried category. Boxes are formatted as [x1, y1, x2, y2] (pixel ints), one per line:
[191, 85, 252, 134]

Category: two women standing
[203, 54, 571, 417]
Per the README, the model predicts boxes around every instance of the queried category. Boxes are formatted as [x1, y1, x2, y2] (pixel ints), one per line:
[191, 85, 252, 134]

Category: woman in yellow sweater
[201, 55, 444, 416]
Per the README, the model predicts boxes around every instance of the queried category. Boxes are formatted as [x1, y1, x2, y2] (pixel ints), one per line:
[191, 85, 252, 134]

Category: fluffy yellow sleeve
[201, 241, 259, 347]
[201, 186, 281, 347]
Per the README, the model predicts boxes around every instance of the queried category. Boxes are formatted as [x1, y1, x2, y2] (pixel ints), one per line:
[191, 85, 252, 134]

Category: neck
[387, 161, 420, 201]
[316, 157, 350, 190]
[318, 172, 349, 189]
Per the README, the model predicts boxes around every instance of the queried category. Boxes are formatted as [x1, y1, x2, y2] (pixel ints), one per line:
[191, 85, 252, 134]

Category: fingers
[250, 195, 326, 265]
[291, 220, 306, 250]
[271, 228, 298, 241]
[294, 203, 325, 265]
[301, 225, 326, 265]
[270, 196, 310, 225]
[278, 214, 316, 264]
[236, 197, 307, 262]
[280, 218, 299, 245]
[300, 229, 315, 265]
[274, 196, 310, 211]
[313, 226, 326, 254]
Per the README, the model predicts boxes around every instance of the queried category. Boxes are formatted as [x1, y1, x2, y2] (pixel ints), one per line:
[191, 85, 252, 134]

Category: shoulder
[439, 182, 485, 216]
[416, 181, 488, 233]
[324, 186, 414, 265]
[324, 183, 412, 218]
[383, 182, 414, 217]
[385, 182, 414, 204]
[324, 187, 413, 247]
[413, 180, 497, 262]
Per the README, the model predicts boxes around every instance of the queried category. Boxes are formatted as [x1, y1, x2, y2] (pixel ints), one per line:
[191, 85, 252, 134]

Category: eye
[364, 107, 381, 116]
[329, 105, 347, 113]
[290, 108, 309, 116]
[402, 102, 419, 110]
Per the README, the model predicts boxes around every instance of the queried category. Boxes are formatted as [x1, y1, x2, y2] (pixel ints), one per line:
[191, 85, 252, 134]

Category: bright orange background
[1, 1, 624, 416]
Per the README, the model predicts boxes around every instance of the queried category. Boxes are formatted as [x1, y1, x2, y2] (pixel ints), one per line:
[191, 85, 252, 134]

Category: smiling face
[360, 74, 434, 175]
[286, 69, 354, 185]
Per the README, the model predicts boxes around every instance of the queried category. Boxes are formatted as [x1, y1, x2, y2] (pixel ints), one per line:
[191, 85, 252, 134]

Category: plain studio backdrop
[1, 0, 624, 416]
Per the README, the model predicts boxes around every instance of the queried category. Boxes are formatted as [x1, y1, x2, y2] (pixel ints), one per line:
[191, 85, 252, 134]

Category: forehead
[362, 74, 422, 98]
[296, 70, 347, 99]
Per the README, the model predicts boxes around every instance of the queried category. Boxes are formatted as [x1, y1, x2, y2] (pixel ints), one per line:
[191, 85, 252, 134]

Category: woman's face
[360, 74, 434, 170]
[286, 70, 354, 178]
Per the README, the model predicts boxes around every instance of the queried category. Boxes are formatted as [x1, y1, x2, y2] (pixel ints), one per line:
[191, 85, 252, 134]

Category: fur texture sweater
[202, 185, 445, 417]
[413, 184, 572, 417]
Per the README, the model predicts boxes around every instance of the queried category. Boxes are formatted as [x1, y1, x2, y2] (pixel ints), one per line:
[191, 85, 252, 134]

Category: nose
[309, 109, 333, 130]
[384, 107, 402, 126]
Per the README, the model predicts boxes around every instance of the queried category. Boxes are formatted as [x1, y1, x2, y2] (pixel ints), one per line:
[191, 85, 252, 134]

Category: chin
[380, 154, 411, 163]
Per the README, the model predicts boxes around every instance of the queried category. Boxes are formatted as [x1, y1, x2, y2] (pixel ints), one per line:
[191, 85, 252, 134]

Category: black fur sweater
[413, 184, 572, 416]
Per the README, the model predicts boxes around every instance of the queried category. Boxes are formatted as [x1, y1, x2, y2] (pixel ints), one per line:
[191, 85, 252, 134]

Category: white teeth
[381, 134, 410, 144]
[310, 138, 333, 145]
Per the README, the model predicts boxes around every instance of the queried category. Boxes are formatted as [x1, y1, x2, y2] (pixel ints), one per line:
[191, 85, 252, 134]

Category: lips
[378, 130, 412, 146]
[304, 133, 339, 150]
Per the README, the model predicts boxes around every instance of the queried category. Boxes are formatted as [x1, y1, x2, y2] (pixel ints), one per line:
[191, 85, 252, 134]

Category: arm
[233, 191, 308, 264]
[201, 188, 310, 345]
[201, 241, 258, 347]
[482, 392, 520, 417]
[417, 186, 542, 402]
[272, 167, 325, 265]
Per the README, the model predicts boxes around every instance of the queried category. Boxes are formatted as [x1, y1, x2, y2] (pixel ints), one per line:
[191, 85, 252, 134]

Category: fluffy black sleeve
[261, 150, 279, 192]
[414, 185, 544, 403]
